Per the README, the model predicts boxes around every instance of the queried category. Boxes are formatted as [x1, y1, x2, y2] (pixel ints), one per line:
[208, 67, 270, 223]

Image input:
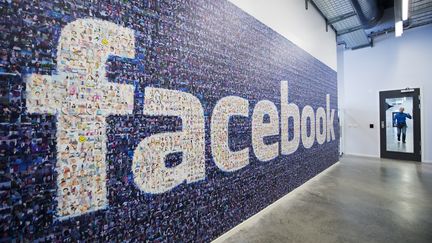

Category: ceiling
[307, 0, 432, 50]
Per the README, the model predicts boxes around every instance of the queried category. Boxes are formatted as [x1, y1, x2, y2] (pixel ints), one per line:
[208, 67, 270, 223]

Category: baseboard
[343, 153, 380, 158]
[344, 153, 432, 163]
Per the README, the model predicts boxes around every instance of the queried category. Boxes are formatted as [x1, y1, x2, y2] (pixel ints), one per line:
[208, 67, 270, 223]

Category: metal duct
[350, 0, 384, 28]
[310, 0, 432, 50]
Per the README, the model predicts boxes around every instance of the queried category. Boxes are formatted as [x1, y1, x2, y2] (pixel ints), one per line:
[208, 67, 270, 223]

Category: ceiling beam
[328, 11, 357, 25]
[304, 0, 337, 33]
[351, 41, 373, 50]
[337, 25, 364, 36]
[411, 6, 432, 17]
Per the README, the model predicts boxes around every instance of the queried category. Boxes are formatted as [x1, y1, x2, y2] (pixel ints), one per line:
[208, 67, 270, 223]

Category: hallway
[214, 156, 432, 243]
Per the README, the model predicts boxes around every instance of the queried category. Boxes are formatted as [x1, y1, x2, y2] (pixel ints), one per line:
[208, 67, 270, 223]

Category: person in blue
[393, 107, 412, 143]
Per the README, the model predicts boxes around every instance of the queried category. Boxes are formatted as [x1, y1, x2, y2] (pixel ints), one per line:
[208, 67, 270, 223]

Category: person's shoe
[397, 137, 400, 141]
[402, 141, 406, 143]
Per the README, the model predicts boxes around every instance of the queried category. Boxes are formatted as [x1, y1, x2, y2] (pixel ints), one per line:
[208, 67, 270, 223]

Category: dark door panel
[379, 88, 421, 161]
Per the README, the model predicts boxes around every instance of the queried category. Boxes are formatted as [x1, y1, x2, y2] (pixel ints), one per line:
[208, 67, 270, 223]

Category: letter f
[26, 19, 135, 219]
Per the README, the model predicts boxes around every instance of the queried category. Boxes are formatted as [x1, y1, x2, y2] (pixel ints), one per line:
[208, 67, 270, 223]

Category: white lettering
[132, 88, 205, 193]
[316, 107, 327, 144]
[301, 105, 315, 149]
[326, 94, 336, 141]
[26, 18, 135, 219]
[252, 100, 279, 161]
[280, 81, 300, 155]
[211, 96, 250, 172]
[24, 19, 338, 219]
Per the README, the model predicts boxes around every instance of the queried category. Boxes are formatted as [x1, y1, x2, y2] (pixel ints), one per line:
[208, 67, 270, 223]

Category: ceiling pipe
[350, 0, 384, 28]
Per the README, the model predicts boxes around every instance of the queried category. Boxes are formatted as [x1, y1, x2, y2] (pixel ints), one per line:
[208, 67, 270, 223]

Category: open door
[379, 88, 421, 161]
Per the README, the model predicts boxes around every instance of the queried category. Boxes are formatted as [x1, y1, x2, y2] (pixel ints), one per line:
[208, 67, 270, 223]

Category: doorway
[379, 88, 421, 161]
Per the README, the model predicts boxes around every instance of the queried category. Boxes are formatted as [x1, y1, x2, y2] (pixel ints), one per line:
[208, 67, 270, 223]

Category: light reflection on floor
[214, 156, 432, 243]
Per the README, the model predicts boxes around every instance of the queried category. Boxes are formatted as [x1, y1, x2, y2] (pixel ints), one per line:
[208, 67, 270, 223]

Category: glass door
[379, 88, 421, 161]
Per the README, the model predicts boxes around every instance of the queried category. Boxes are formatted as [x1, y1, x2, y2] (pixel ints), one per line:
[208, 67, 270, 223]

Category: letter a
[132, 88, 206, 193]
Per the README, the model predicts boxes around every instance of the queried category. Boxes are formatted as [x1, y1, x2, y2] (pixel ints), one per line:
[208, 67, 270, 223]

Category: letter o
[316, 107, 327, 145]
[301, 105, 315, 149]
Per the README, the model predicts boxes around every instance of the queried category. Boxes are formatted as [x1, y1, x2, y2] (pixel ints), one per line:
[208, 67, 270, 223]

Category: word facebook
[26, 19, 335, 219]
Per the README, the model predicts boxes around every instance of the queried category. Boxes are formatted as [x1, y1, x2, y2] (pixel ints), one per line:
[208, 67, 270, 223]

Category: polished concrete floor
[213, 156, 432, 243]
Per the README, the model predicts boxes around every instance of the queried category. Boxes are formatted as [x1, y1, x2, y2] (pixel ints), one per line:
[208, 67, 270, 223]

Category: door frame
[379, 88, 421, 162]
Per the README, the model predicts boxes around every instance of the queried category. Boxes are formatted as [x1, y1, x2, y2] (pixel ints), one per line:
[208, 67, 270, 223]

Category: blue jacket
[394, 112, 412, 125]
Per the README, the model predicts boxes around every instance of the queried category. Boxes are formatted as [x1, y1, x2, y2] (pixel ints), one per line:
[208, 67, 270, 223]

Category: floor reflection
[215, 156, 432, 243]
[386, 126, 414, 153]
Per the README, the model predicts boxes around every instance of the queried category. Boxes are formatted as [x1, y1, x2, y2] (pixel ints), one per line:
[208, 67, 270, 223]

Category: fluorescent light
[395, 21, 403, 37]
[402, 0, 409, 21]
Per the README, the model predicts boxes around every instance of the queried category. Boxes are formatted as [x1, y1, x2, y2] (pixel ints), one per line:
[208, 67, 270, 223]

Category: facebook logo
[25, 18, 336, 220]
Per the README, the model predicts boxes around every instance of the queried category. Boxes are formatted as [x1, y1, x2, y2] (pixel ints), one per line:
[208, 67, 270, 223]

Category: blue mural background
[0, 0, 338, 241]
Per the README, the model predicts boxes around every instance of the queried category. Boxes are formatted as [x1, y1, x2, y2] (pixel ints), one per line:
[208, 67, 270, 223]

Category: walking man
[393, 107, 412, 143]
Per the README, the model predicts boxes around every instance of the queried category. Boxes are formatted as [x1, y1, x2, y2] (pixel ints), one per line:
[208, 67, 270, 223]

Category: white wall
[228, 0, 337, 70]
[342, 24, 432, 162]
[337, 45, 345, 155]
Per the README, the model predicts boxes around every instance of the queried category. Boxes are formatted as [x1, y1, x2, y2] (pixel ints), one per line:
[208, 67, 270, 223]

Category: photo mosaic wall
[0, 0, 339, 241]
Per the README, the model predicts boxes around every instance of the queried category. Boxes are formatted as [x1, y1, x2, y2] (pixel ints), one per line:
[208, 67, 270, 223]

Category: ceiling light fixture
[395, 21, 403, 37]
[402, 0, 409, 21]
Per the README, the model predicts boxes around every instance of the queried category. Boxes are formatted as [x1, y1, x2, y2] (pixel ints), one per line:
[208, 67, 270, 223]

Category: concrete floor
[213, 156, 432, 243]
